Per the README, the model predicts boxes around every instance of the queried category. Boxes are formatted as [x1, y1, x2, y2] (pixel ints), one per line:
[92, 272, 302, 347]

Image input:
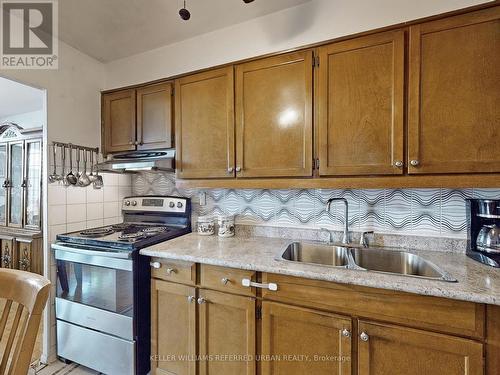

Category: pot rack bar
[52, 141, 99, 153]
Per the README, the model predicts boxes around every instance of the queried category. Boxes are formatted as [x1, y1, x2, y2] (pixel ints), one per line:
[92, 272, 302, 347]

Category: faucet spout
[326, 198, 350, 245]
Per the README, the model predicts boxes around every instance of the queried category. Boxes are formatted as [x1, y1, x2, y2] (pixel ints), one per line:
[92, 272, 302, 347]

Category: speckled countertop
[140, 233, 500, 306]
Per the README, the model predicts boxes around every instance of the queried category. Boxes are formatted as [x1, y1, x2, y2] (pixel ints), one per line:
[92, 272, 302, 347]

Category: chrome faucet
[326, 198, 350, 245]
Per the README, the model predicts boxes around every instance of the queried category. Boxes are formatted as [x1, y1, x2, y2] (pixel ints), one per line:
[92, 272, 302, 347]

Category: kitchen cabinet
[261, 301, 351, 375]
[102, 83, 174, 154]
[235, 51, 313, 178]
[317, 30, 404, 176]
[357, 320, 483, 375]
[151, 279, 196, 375]
[198, 289, 256, 375]
[0, 237, 15, 269]
[151, 262, 498, 374]
[408, 7, 500, 174]
[136, 82, 174, 150]
[102, 89, 136, 153]
[175, 67, 235, 179]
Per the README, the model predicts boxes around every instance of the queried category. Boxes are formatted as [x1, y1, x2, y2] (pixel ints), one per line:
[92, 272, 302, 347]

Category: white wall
[0, 109, 45, 129]
[105, 0, 490, 89]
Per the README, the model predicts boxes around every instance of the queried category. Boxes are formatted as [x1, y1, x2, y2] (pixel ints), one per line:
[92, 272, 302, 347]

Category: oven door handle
[52, 243, 133, 271]
[51, 243, 133, 259]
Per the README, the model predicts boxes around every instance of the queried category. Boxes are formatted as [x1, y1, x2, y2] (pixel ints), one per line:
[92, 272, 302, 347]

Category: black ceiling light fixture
[179, 0, 191, 21]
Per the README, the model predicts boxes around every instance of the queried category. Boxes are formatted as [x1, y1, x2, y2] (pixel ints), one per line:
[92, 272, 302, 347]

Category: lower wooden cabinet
[0, 238, 15, 269]
[261, 301, 352, 375]
[151, 279, 196, 375]
[357, 320, 484, 375]
[198, 289, 255, 375]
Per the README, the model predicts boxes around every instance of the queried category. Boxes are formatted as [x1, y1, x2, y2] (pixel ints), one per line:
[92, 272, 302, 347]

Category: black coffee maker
[466, 198, 500, 267]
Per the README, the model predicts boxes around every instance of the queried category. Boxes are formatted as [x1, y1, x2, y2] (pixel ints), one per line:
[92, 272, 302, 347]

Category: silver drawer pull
[241, 278, 278, 291]
[187, 295, 195, 303]
[360, 332, 369, 342]
[197, 297, 207, 305]
[342, 328, 351, 338]
[221, 277, 230, 285]
[150, 261, 161, 269]
[166, 268, 177, 275]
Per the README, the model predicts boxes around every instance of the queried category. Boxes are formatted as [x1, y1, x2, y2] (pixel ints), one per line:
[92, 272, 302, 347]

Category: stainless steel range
[52, 195, 191, 375]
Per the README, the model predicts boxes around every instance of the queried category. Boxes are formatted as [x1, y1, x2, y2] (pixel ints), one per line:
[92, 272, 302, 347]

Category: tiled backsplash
[132, 172, 500, 239]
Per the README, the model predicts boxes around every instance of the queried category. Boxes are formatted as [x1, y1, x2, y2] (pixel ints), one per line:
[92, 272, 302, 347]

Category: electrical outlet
[199, 192, 206, 206]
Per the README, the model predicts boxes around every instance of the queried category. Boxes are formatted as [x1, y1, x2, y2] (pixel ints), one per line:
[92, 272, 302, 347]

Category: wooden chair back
[0, 269, 50, 375]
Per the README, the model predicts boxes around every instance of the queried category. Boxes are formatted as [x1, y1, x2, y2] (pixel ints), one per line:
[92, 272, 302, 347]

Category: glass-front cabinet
[0, 125, 42, 230]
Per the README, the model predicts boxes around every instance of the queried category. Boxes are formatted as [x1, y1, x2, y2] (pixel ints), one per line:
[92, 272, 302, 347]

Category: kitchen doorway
[0, 75, 48, 370]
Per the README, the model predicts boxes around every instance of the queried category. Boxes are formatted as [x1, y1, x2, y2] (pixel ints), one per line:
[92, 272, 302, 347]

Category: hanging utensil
[77, 150, 91, 187]
[66, 145, 78, 185]
[93, 151, 104, 189]
[75, 147, 81, 179]
[48, 143, 62, 183]
[61, 146, 70, 186]
[88, 150, 97, 183]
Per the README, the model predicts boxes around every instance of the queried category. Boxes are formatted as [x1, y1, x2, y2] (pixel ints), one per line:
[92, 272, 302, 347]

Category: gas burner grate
[80, 227, 114, 237]
[111, 223, 129, 230]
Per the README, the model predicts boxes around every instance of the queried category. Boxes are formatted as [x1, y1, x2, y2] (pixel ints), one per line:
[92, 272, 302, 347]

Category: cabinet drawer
[262, 273, 485, 339]
[150, 258, 196, 285]
[200, 265, 257, 297]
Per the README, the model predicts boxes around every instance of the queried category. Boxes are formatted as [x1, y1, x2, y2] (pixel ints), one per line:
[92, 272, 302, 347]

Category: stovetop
[56, 222, 190, 251]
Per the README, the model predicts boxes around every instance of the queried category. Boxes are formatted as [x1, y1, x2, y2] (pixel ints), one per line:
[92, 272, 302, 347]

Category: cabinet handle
[187, 295, 195, 303]
[241, 278, 278, 291]
[360, 332, 369, 342]
[394, 160, 403, 168]
[227, 167, 233, 174]
[150, 261, 161, 269]
[128, 141, 133, 145]
[221, 277, 230, 285]
[235, 166, 242, 172]
[166, 268, 177, 275]
[410, 159, 420, 167]
[197, 297, 207, 305]
[342, 328, 351, 338]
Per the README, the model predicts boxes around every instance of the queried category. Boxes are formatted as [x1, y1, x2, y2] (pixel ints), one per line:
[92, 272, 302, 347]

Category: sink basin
[277, 242, 456, 282]
[350, 248, 456, 282]
[279, 242, 349, 267]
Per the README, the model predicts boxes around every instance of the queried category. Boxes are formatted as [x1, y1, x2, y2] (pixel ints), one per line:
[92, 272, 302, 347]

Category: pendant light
[179, 0, 190, 20]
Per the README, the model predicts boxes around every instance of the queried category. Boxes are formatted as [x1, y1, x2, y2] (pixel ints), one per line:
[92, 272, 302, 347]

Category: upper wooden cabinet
[137, 82, 174, 150]
[317, 30, 405, 176]
[102, 83, 174, 154]
[175, 67, 235, 179]
[408, 7, 500, 174]
[235, 51, 313, 178]
[103, 89, 136, 153]
[357, 320, 484, 375]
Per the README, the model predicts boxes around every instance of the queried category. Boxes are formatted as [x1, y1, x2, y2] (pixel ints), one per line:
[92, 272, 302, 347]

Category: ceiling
[0, 77, 44, 119]
[59, 0, 312, 63]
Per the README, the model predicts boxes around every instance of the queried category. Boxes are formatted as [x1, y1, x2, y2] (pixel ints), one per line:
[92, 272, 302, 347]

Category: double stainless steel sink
[279, 242, 456, 282]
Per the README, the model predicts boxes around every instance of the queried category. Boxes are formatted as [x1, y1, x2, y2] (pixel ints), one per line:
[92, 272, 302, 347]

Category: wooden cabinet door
[137, 82, 174, 150]
[198, 289, 255, 375]
[317, 30, 404, 176]
[0, 239, 15, 269]
[235, 51, 313, 178]
[357, 320, 483, 375]
[16, 240, 32, 272]
[408, 7, 500, 174]
[261, 301, 352, 375]
[175, 67, 235, 179]
[102, 89, 136, 153]
[151, 280, 196, 375]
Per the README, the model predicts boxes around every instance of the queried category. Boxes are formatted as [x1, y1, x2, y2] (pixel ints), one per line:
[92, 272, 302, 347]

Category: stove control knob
[125, 200, 131, 206]
[169, 201, 175, 208]
[177, 202, 183, 208]
[131, 200, 137, 206]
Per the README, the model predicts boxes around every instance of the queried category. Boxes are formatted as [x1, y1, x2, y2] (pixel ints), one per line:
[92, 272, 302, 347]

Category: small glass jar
[197, 215, 215, 236]
[218, 215, 235, 237]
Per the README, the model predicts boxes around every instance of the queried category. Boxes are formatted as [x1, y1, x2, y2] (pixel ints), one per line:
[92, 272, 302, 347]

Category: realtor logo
[1, 0, 58, 69]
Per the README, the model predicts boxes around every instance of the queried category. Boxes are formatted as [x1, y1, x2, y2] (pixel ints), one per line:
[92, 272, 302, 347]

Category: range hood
[96, 148, 175, 173]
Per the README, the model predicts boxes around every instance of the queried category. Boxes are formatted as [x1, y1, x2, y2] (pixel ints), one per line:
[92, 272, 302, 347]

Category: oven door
[53, 243, 134, 340]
